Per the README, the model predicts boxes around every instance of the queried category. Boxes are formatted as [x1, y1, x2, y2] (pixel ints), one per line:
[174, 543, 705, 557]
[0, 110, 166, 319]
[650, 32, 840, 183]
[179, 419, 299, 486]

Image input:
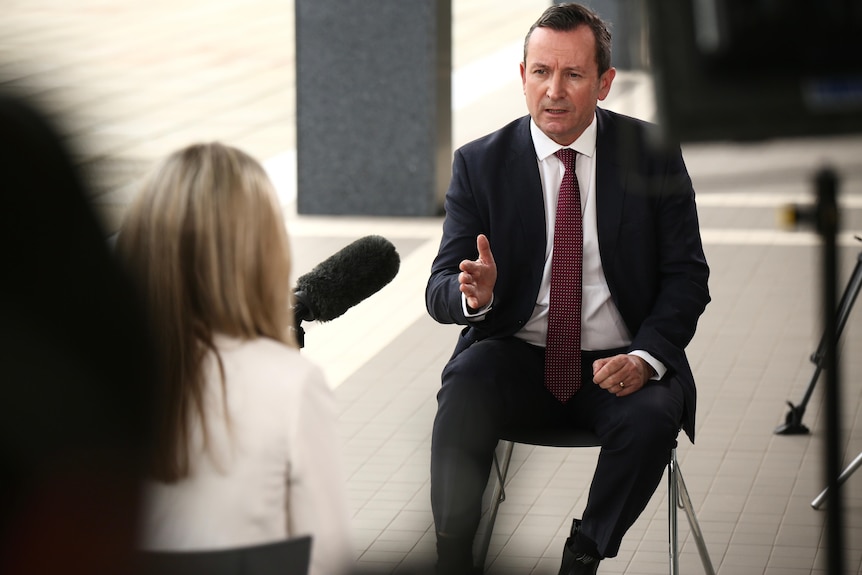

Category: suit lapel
[595, 108, 626, 279]
[507, 117, 547, 286]
[510, 118, 545, 238]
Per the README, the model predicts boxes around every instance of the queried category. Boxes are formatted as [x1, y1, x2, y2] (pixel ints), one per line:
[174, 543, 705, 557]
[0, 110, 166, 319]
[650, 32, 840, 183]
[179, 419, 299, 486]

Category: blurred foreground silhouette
[0, 92, 155, 575]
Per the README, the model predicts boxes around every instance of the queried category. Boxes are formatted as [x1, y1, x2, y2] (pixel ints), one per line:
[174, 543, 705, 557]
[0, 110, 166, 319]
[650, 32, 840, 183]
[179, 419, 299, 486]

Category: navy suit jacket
[426, 108, 710, 441]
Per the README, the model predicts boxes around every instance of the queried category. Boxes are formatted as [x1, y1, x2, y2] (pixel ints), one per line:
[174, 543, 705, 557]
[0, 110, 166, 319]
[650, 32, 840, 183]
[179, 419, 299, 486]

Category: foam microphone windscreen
[294, 235, 400, 322]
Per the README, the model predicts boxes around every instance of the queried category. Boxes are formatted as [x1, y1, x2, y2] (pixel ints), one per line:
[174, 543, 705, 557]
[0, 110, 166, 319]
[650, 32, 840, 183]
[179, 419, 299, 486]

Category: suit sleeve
[627, 145, 710, 371]
[425, 148, 487, 326]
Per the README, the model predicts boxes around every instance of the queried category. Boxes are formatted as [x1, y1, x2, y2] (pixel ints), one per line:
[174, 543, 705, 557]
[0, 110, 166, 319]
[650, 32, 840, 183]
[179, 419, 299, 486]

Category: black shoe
[434, 566, 481, 575]
[434, 564, 481, 575]
[435, 533, 480, 575]
[558, 519, 600, 575]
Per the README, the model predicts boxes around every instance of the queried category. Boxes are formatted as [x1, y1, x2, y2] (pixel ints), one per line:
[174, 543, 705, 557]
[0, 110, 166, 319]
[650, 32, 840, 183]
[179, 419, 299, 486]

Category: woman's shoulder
[214, 335, 329, 393]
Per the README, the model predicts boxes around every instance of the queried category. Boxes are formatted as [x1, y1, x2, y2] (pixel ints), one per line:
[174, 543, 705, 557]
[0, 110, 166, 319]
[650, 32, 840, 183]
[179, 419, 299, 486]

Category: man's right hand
[459, 234, 497, 310]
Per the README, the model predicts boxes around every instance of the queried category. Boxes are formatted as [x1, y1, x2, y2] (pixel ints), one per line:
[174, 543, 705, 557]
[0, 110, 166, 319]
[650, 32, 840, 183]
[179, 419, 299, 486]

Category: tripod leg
[775, 251, 862, 435]
[831, 253, 862, 348]
[811, 450, 862, 509]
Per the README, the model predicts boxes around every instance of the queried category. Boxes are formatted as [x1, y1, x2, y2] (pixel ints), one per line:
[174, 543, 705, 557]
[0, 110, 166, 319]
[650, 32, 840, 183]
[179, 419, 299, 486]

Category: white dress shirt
[526, 116, 664, 378]
[465, 114, 664, 379]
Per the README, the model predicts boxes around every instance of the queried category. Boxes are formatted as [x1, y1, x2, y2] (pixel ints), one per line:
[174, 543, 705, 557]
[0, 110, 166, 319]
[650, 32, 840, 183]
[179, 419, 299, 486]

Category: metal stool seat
[136, 536, 311, 575]
[474, 427, 715, 575]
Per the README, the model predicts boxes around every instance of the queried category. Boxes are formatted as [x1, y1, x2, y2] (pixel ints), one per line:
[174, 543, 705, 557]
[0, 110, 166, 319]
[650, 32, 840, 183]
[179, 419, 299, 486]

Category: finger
[615, 380, 639, 397]
[459, 281, 475, 297]
[476, 234, 495, 265]
[460, 259, 478, 273]
[592, 356, 621, 384]
[596, 374, 620, 391]
[459, 284, 479, 309]
[592, 357, 610, 378]
[458, 270, 474, 285]
[594, 359, 631, 392]
[602, 378, 625, 396]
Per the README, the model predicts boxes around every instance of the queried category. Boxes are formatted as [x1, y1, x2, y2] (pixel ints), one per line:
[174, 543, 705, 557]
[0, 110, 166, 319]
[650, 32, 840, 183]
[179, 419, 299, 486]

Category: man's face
[520, 25, 615, 146]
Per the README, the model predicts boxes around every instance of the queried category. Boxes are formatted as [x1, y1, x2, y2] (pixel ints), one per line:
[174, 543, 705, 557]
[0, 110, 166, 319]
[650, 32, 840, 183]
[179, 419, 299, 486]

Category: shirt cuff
[462, 293, 493, 321]
[628, 350, 666, 381]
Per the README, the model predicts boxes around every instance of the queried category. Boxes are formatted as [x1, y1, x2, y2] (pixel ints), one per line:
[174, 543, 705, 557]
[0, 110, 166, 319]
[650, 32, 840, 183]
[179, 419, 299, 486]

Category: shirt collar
[530, 113, 597, 162]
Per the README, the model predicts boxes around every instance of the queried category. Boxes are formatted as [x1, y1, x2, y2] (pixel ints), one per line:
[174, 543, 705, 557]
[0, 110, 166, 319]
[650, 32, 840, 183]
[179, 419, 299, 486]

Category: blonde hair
[116, 142, 295, 481]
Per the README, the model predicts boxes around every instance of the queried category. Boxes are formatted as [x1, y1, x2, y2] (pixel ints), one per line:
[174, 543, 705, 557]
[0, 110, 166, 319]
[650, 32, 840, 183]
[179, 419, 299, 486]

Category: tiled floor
[3, 1, 862, 574]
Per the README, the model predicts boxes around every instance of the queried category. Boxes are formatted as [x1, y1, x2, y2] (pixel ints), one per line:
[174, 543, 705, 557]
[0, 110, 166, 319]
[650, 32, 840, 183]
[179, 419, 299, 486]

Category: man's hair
[116, 142, 295, 482]
[523, 2, 612, 76]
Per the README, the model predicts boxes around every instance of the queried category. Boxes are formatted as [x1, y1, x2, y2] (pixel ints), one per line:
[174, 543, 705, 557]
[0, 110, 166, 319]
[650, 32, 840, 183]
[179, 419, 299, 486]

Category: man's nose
[546, 74, 565, 100]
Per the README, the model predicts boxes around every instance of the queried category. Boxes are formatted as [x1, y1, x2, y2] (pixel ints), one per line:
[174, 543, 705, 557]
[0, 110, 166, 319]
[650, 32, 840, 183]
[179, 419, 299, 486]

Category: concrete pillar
[554, 0, 648, 70]
[295, 0, 451, 216]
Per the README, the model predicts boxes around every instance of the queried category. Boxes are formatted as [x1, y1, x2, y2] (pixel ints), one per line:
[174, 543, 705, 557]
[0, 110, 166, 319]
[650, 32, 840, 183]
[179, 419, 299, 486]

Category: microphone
[293, 235, 400, 324]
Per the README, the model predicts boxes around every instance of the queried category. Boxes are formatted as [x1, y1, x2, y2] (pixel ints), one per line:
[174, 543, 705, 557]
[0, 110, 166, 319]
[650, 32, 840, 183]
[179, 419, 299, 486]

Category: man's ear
[520, 61, 527, 94]
[597, 67, 616, 101]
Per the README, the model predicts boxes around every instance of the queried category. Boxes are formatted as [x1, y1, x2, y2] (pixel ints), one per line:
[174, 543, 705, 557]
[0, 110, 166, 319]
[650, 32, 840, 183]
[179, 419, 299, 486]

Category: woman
[117, 142, 351, 575]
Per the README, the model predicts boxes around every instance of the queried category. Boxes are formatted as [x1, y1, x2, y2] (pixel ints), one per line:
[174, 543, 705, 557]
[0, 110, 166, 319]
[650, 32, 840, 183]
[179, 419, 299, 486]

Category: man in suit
[425, 4, 710, 574]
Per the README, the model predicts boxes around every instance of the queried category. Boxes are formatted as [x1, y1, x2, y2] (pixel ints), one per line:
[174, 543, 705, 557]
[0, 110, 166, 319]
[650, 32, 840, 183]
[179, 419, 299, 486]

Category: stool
[474, 428, 715, 575]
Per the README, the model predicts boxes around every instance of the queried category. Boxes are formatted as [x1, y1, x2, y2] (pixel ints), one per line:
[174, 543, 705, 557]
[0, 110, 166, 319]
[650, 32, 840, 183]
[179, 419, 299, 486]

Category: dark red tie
[545, 148, 583, 403]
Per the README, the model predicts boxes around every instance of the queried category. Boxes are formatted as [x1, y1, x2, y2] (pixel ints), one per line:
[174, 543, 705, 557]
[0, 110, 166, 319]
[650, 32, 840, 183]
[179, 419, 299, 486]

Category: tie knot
[555, 148, 576, 168]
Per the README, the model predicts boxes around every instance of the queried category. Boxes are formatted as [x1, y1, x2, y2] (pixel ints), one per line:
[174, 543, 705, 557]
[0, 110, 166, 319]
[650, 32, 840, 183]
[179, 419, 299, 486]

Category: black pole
[815, 167, 844, 575]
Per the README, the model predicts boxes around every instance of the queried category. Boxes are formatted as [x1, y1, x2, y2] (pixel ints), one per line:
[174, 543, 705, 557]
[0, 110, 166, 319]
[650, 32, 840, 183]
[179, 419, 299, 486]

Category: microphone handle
[293, 292, 315, 322]
[292, 293, 315, 349]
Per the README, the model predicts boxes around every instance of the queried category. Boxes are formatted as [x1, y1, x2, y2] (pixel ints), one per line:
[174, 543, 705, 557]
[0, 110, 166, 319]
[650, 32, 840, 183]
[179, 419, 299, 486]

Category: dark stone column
[554, 0, 647, 70]
[295, 0, 451, 216]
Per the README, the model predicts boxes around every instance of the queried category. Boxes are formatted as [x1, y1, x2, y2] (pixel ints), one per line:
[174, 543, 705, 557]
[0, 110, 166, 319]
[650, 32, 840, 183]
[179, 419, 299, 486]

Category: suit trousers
[430, 336, 684, 559]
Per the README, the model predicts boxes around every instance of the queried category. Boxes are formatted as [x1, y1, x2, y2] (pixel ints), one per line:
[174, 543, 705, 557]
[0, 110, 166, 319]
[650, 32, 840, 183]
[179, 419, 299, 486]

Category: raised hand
[459, 234, 497, 310]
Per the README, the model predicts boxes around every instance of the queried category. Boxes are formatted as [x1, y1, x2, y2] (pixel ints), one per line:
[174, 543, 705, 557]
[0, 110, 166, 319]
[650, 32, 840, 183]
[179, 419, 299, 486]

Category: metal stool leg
[474, 440, 514, 570]
[668, 450, 680, 575]
[672, 449, 716, 575]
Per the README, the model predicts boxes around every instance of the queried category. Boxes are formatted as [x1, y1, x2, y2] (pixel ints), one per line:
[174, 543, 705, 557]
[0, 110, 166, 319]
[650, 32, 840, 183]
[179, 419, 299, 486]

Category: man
[425, 4, 710, 575]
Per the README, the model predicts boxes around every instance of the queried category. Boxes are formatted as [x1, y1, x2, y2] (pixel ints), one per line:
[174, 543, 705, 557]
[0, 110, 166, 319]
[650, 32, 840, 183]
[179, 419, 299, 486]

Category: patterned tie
[545, 148, 583, 403]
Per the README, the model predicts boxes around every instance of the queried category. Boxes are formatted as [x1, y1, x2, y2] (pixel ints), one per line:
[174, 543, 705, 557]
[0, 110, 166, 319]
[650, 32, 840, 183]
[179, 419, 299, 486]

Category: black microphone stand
[817, 169, 844, 575]
[779, 168, 845, 575]
[292, 305, 307, 349]
[292, 295, 315, 349]
[292, 319, 306, 349]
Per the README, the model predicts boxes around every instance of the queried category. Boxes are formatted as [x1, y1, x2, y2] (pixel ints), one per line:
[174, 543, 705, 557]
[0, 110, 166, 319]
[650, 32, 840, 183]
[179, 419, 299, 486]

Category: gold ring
[619, 382, 625, 388]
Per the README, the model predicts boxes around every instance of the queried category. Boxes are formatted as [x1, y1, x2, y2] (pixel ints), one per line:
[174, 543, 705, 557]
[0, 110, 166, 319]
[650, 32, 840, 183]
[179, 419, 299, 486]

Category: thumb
[476, 234, 495, 265]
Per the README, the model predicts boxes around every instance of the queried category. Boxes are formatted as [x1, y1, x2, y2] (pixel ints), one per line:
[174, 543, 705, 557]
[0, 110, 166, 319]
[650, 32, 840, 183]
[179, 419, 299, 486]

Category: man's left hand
[592, 354, 654, 397]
